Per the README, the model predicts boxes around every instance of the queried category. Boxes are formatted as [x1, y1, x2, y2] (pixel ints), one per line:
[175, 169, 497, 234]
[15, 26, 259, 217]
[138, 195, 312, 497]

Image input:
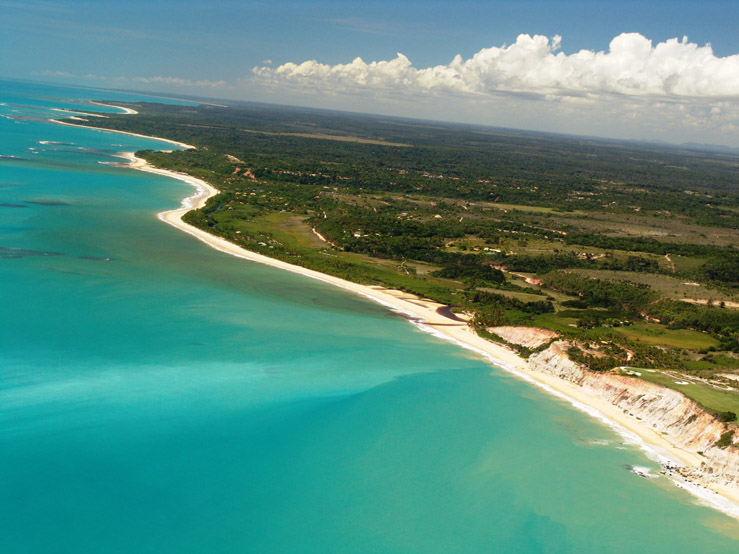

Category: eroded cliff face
[488, 326, 558, 349]
[528, 341, 739, 488]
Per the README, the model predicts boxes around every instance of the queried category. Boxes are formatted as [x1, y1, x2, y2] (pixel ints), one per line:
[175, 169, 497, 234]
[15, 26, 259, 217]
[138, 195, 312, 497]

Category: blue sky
[2, 1, 738, 146]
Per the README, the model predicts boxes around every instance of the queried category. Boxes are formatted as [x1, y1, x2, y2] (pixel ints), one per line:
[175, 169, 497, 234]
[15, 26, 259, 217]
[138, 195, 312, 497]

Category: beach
[116, 151, 739, 518]
[9, 80, 739, 553]
[89, 101, 139, 115]
[52, 108, 196, 150]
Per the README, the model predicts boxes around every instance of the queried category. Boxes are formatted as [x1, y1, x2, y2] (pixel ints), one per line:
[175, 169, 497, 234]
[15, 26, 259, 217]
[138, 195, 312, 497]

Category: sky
[2, 0, 738, 146]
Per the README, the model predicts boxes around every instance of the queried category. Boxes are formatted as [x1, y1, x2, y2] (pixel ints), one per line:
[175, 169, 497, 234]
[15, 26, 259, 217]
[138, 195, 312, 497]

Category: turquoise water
[1, 80, 737, 552]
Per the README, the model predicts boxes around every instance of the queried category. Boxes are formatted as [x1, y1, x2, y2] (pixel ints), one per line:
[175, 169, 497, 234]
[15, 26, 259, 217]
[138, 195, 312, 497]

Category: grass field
[556, 212, 739, 248]
[240, 128, 412, 147]
[478, 288, 549, 303]
[627, 369, 739, 416]
[612, 322, 720, 350]
[570, 269, 738, 304]
[531, 311, 579, 333]
[212, 210, 468, 302]
[472, 201, 588, 216]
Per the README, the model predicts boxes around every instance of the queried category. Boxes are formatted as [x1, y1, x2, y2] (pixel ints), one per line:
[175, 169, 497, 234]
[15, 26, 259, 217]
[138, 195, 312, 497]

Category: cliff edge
[528, 340, 739, 489]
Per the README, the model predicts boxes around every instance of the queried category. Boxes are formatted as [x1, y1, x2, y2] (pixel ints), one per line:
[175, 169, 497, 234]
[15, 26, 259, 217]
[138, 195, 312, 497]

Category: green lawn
[612, 322, 719, 350]
[627, 369, 739, 416]
[531, 311, 579, 333]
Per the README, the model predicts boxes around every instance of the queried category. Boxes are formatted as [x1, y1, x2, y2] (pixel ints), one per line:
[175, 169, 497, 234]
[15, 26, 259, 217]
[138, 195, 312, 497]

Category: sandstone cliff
[488, 326, 558, 349]
[528, 341, 739, 488]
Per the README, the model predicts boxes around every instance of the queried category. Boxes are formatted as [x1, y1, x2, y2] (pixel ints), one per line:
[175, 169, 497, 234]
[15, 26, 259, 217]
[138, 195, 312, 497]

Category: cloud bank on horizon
[254, 33, 738, 100]
[30, 31, 739, 147]
[250, 32, 739, 145]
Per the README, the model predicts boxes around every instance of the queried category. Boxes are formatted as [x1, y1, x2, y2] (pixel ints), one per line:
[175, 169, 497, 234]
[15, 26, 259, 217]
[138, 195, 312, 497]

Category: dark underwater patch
[23, 199, 70, 206]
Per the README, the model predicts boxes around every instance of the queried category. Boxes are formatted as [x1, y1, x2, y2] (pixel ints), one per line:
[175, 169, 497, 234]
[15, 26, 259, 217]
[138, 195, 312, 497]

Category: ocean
[1, 79, 737, 552]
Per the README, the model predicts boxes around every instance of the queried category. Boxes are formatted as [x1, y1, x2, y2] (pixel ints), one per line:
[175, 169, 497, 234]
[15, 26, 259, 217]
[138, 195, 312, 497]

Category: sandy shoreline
[53, 119, 196, 150]
[111, 152, 739, 519]
[51, 102, 196, 150]
[89, 101, 139, 115]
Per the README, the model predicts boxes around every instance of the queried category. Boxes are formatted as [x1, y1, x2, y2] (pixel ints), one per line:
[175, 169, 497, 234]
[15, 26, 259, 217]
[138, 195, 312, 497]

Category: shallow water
[1, 80, 737, 552]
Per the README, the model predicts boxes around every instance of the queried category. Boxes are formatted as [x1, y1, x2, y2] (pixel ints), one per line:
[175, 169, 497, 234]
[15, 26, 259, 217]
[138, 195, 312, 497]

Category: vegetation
[715, 430, 735, 449]
[65, 100, 739, 401]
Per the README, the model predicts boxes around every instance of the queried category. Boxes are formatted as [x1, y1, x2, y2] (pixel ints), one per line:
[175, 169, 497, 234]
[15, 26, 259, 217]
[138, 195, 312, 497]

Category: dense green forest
[65, 100, 739, 392]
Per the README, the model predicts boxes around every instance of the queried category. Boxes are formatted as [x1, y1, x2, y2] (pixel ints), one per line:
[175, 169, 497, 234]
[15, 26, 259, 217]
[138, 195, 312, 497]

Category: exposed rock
[528, 341, 739, 488]
[528, 341, 588, 384]
[488, 326, 558, 348]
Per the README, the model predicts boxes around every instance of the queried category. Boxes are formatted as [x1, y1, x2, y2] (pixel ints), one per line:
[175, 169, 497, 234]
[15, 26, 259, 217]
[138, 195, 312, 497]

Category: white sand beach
[89, 101, 139, 115]
[52, 102, 196, 149]
[53, 119, 196, 150]
[114, 152, 739, 515]
[147, 153, 739, 512]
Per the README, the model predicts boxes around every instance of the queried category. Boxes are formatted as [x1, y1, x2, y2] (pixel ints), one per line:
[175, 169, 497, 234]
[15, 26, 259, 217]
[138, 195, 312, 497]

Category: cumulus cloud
[253, 33, 739, 101]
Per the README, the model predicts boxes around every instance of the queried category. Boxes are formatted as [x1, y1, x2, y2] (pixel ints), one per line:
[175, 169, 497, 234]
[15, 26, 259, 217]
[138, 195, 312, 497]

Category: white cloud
[249, 33, 739, 146]
[253, 33, 739, 100]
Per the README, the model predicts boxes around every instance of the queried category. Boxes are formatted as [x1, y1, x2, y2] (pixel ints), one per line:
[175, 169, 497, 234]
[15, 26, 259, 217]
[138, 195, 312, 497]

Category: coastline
[54, 119, 196, 150]
[117, 151, 739, 519]
[89, 101, 139, 115]
[51, 101, 196, 150]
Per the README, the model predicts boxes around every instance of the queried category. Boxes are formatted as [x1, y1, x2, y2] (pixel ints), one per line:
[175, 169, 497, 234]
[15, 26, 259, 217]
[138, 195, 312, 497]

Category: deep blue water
[1, 80, 737, 552]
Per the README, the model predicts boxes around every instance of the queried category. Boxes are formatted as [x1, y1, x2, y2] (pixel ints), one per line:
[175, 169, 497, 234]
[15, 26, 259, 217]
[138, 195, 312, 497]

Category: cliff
[488, 326, 558, 349]
[528, 341, 739, 488]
